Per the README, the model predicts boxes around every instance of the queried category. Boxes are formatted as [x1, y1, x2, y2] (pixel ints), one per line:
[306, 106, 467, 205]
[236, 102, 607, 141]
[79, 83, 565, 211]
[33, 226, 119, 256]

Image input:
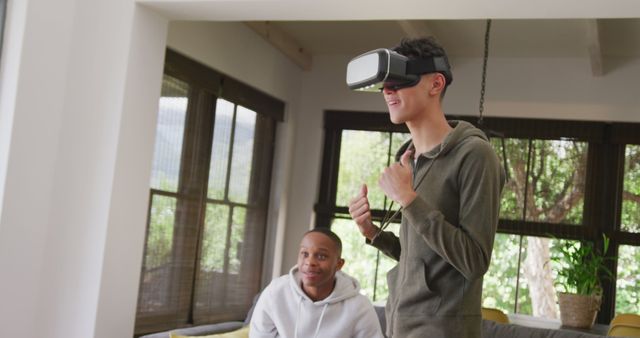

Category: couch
[482, 320, 608, 338]
[138, 303, 384, 338]
[140, 305, 611, 338]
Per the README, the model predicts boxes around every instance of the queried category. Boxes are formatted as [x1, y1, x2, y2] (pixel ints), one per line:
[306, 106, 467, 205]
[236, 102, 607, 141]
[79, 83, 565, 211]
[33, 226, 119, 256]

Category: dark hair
[393, 36, 452, 97]
[304, 228, 343, 257]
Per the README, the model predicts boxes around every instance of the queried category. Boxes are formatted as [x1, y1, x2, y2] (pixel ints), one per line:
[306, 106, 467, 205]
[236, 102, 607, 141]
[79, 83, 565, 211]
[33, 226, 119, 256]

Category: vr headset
[346, 48, 452, 92]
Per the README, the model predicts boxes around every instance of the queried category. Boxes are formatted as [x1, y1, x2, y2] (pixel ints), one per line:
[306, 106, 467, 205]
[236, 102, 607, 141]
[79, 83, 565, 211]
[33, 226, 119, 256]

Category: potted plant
[551, 235, 612, 329]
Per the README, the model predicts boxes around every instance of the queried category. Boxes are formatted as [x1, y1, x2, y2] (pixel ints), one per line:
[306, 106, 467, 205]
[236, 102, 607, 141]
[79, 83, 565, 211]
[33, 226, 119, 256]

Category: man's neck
[302, 279, 336, 302]
[406, 108, 452, 155]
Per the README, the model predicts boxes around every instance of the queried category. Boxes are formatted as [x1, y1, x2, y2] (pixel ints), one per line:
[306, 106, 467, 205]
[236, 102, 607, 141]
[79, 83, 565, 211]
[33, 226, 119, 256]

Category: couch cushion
[482, 319, 607, 338]
[169, 326, 249, 338]
[139, 322, 245, 338]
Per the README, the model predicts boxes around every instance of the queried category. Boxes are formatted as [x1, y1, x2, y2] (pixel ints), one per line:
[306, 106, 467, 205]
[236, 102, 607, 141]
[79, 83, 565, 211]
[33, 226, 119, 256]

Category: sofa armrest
[139, 321, 245, 338]
[482, 319, 607, 338]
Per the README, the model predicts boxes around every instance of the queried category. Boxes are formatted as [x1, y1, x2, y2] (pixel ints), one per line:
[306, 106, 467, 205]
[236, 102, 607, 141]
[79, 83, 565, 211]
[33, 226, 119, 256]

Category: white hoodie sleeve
[249, 285, 277, 338]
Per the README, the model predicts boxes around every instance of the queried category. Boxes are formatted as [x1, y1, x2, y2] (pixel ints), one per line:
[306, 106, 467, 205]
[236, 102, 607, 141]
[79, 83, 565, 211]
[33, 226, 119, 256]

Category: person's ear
[430, 73, 446, 96]
[336, 258, 345, 271]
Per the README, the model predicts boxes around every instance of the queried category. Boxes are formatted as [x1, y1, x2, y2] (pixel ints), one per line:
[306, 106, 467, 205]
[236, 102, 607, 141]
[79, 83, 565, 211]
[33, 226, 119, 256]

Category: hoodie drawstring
[293, 295, 329, 338]
[313, 303, 329, 338]
[294, 295, 303, 338]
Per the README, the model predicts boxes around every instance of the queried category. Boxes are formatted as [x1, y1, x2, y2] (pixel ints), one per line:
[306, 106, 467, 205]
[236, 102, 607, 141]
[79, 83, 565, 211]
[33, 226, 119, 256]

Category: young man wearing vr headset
[347, 37, 505, 338]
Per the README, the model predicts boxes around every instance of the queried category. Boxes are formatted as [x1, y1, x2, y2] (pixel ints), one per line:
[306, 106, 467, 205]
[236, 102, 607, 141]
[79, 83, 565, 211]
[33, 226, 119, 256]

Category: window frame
[316, 110, 640, 324]
[134, 49, 283, 335]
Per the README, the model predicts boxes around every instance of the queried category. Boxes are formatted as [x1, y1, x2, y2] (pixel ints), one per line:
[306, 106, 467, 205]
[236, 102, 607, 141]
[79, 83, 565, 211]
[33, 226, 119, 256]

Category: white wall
[280, 53, 640, 270]
[0, 0, 168, 337]
[449, 56, 640, 121]
[166, 22, 303, 104]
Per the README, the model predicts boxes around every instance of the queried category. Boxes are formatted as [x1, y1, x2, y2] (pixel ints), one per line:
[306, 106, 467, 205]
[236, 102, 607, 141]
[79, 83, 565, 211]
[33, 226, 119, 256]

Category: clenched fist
[379, 149, 417, 207]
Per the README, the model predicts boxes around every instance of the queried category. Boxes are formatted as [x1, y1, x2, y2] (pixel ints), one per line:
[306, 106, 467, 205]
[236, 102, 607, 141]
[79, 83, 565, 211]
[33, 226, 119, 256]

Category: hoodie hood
[396, 120, 488, 160]
[288, 266, 360, 305]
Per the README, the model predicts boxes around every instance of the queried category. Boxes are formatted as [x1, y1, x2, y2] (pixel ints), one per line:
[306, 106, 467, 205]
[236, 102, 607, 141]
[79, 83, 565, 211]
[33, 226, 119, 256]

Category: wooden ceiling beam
[245, 21, 312, 71]
[396, 20, 434, 39]
[586, 19, 604, 76]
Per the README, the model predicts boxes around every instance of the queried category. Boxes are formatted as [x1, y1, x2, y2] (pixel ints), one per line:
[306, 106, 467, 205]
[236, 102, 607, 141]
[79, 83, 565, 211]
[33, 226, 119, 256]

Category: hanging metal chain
[478, 19, 492, 126]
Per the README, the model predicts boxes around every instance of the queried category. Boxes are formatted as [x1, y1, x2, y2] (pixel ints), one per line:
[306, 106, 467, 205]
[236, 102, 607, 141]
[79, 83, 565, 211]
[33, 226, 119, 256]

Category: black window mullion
[315, 125, 343, 228]
[217, 103, 238, 309]
[223, 104, 238, 202]
[613, 232, 640, 246]
[597, 140, 627, 323]
[220, 204, 235, 308]
[497, 220, 597, 240]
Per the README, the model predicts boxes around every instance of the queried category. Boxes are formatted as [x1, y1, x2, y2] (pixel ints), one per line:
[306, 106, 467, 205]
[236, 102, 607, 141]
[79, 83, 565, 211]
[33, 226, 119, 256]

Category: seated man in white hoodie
[250, 228, 384, 338]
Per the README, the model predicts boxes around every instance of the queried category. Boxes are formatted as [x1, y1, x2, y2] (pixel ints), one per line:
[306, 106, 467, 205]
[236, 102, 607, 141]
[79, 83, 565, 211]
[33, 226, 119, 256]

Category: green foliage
[615, 245, 640, 314]
[145, 177, 246, 275]
[332, 218, 399, 301]
[482, 233, 521, 314]
[336, 131, 409, 210]
[201, 204, 230, 272]
[145, 177, 182, 270]
[145, 194, 177, 269]
[482, 235, 573, 316]
[490, 138, 587, 224]
[621, 145, 640, 232]
[332, 131, 408, 301]
[200, 204, 247, 273]
[551, 235, 612, 296]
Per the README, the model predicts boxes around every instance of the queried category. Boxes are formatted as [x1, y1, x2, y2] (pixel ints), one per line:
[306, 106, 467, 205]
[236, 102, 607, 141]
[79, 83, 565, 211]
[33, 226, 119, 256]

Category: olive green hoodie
[370, 120, 505, 338]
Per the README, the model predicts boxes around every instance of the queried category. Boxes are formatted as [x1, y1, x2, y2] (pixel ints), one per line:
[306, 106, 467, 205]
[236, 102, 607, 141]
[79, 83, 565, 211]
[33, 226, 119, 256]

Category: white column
[93, 5, 168, 338]
[0, 0, 168, 337]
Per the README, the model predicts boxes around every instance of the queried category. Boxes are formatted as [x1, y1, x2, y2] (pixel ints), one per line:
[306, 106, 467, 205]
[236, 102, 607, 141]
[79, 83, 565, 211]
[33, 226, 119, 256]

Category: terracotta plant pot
[558, 292, 601, 329]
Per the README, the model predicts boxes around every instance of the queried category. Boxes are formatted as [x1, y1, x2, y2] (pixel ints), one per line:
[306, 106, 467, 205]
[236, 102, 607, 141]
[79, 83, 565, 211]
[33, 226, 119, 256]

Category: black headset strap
[406, 57, 452, 84]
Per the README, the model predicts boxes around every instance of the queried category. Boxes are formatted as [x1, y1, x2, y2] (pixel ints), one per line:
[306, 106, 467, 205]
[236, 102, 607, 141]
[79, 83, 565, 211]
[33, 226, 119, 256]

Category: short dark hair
[393, 37, 452, 97]
[304, 228, 342, 257]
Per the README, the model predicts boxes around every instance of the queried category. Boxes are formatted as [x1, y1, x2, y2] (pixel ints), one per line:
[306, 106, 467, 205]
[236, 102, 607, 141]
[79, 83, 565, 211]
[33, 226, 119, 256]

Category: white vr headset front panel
[346, 48, 451, 92]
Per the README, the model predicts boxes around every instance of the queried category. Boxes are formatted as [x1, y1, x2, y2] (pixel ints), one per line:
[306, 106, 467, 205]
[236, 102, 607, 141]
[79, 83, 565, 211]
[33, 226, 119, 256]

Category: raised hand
[379, 149, 417, 207]
[348, 184, 378, 240]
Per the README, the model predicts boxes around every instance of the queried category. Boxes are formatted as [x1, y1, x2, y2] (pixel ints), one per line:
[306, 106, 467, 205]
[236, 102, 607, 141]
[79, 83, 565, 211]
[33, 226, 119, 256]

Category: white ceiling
[141, 0, 640, 21]
[266, 19, 640, 58]
[143, 0, 640, 66]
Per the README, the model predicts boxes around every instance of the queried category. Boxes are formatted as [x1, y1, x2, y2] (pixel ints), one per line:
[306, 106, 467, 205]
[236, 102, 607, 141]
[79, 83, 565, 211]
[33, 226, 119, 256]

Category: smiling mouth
[386, 99, 399, 106]
[303, 271, 320, 278]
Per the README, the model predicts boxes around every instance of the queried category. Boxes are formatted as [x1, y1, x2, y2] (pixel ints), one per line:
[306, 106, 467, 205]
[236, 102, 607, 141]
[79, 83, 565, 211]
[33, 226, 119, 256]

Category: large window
[316, 111, 640, 324]
[329, 130, 408, 301]
[616, 143, 640, 314]
[621, 144, 640, 233]
[135, 50, 283, 335]
[483, 137, 588, 319]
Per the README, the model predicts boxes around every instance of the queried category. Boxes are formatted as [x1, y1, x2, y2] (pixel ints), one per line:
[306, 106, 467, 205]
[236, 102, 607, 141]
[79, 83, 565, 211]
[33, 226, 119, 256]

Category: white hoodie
[249, 266, 384, 338]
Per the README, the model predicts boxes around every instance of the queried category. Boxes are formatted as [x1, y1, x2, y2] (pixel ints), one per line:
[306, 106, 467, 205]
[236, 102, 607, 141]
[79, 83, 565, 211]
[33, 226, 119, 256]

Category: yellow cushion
[608, 323, 640, 337]
[481, 307, 510, 324]
[170, 326, 249, 338]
